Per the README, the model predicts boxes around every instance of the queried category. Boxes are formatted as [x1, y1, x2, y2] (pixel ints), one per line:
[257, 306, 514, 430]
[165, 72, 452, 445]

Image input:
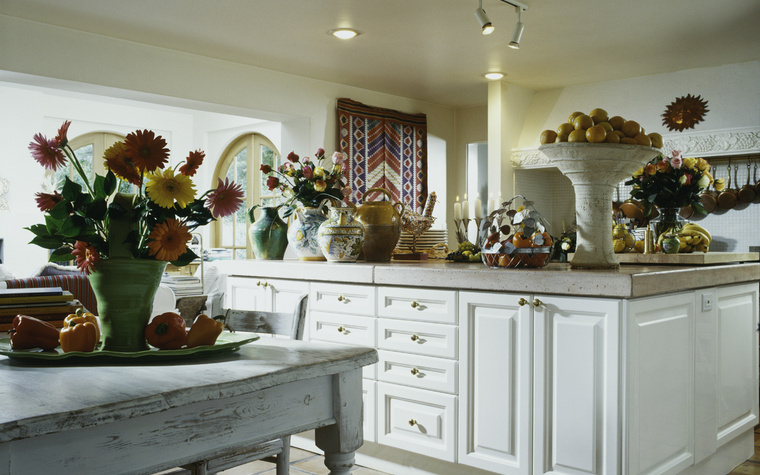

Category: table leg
[315, 368, 364, 475]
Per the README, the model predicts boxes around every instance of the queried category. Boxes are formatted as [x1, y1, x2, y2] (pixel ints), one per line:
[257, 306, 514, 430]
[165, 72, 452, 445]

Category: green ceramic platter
[0, 332, 259, 364]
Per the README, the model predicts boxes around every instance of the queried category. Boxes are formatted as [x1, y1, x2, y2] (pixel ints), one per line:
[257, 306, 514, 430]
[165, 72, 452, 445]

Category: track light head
[507, 7, 524, 49]
[475, 4, 494, 35]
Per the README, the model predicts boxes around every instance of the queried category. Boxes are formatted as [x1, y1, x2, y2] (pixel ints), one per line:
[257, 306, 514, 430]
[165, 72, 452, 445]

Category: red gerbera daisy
[54, 120, 72, 148]
[72, 240, 100, 275]
[179, 150, 204, 176]
[34, 191, 64, 211]
[124, 129, 169, 172]
[147, 218, 191, 262]
[29, 133, 67, 171]
[104, 141, 142, 186]
[206, 177, 244, 218]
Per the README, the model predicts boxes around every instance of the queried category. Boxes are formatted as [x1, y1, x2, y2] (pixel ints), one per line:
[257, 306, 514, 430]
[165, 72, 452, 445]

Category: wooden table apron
[0, 339, 377, 475]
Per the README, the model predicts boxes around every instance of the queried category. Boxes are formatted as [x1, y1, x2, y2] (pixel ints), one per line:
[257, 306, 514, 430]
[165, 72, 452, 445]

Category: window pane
[221, 214, 234, 246]
[235, 148, 247, 189]
[234, 208, 247, 246]
[73, 144, 94, 187]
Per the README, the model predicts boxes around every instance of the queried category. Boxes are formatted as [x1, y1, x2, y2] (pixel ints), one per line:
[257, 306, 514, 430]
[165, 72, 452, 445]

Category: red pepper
[145, 312, 188, 350]
[8, 315, 60, 350]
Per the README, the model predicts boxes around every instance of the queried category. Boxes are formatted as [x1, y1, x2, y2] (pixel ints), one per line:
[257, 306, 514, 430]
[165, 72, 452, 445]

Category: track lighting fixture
[507, 6, 524, 49]
[475, 0, 495, 35]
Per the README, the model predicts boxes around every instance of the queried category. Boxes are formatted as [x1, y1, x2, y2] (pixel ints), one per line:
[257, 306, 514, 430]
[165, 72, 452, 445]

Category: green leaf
[26, 224, 50, 237]
[61, 177, 82, 201]
[48, 200, 71, 220]
[104, 170, 117, 195]
[50, 247, 75, 262]
[59, 215, 85, 238]
[171, 249, 199, 267]
[29, 235, 64, 249]
[87, 199, 108, 221]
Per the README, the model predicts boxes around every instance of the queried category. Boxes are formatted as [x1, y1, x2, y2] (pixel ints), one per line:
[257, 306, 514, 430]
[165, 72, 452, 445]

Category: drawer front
[309, 311, 376, 379]
[377, 382, 457, 462]
[378, 350, 457, 394]
[378, 319, 457, 359]
[310, 282, 375, 316]
[377, 287, 457, 324]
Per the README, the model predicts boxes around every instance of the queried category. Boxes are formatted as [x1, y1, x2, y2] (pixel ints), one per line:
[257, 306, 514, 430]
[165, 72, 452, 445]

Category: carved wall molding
[511, 126, 760, 168]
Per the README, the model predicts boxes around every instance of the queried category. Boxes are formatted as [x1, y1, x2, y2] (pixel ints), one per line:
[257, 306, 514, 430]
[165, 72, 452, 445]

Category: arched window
[51, 132, 133, 193]
[212, 133, 282, 259]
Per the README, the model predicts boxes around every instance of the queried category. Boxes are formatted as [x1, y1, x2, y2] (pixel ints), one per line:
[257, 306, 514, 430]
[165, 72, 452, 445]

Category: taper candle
[454, 196, 461, 220]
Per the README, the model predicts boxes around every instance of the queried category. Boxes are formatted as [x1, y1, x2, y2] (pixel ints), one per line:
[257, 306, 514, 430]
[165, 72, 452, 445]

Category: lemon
[620, 137, 638, 145]
[597, 121, 613, 133]
[648, 132, 664, 148]
[557, 122, 575, 136]
[605, 132, 621, 144]
[624, 234, 635, 248]
[540, 130, 558, 145]
[589, 108, 609, 124]
[612, 224, 627, 239]
[586, 125, 607, 143]
[573, 114, 594, 130]
[613, 239, 626, 253]
[634, 240, 645, 253]
[634, 133, 652, 146]
[622, 120, 642, 138]
[555, 133, 568, 143]
[568, 111, 585, 123]
[568, 129, 588, 142]
[608, 116, 625, 130]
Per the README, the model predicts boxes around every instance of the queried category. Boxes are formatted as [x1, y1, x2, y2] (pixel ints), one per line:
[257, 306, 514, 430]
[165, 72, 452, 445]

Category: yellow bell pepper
[186, 314, 224, 348]
[60, 315, 99, 352]
[64, 308, 100, 344]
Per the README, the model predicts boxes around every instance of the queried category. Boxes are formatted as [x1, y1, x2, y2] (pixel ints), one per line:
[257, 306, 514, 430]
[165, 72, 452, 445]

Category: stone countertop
[214, 259, 760, 299]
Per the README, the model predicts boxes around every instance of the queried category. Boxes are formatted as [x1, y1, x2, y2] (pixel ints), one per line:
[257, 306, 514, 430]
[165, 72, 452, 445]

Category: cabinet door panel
[534, 295, 620, 475]
[268, 278, 309, 313]
[226, 276, 268, 311]
[627, 292, 694, 475]
[458, 291, 531, 475]
[715, 283, 759, 446]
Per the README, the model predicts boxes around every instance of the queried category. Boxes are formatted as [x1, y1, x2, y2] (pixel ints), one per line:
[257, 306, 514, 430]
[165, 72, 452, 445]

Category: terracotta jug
[354, 188, 404, 262]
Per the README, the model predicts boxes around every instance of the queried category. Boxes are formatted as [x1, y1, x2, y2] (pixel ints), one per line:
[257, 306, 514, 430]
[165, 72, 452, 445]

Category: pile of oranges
[539, 108, 663, 148]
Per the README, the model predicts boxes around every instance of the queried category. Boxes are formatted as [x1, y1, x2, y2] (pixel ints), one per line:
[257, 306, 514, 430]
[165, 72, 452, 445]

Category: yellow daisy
[146, 168, 196, 208]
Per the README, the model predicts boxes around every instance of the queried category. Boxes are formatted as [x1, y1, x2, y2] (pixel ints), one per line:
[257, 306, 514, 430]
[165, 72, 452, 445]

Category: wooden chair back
[223, 294, 307, 340]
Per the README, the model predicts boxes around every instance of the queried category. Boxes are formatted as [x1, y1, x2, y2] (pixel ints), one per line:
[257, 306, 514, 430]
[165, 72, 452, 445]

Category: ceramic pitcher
[317, 205, 365, 262]
[354, 188, 404, 262]
[287, 203, 328, 261]
[248, 205, 288, 260]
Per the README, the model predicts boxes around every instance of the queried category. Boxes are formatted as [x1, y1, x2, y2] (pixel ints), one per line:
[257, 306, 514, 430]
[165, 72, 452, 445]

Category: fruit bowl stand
[539, 142, 660, 268]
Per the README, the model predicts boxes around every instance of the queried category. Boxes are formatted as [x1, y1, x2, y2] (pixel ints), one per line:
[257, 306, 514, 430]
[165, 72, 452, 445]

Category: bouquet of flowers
[261, 148, 350, 210]
[625, 150, 715, 216]
[27, 121, 244, 274]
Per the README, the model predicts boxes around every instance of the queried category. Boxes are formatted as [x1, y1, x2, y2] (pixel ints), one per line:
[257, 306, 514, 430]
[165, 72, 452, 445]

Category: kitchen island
[214, 259, 760, 475]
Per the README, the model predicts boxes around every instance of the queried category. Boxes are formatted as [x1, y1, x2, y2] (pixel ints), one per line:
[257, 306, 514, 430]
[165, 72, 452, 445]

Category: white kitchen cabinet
[226, 275, 308, 313]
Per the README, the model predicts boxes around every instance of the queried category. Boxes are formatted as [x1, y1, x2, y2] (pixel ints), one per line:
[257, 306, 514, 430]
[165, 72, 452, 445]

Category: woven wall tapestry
[337, 98, 428, 213]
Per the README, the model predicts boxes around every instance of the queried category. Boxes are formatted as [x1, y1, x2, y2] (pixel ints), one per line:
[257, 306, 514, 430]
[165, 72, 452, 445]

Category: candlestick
[454, 196, 461, 220]
[474, 197, 482, 219]
[462, 194, 469, 220]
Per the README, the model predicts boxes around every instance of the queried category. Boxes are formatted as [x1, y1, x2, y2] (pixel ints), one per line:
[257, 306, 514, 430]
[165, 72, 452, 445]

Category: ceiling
[2, 0, 760, 108]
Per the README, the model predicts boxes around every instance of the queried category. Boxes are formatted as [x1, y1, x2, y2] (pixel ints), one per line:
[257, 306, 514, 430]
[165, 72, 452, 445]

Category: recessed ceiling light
[329, 28, 360, 40]
[483, 72, 505, 80]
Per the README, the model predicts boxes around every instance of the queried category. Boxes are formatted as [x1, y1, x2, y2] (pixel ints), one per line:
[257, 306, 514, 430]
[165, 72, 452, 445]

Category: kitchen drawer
[378, 350, 457, 394]
[378, 319, 457, 359]
[377, 286, 456, 324]
[309, 311, 376, 379]
[377, 382, 457, 462]
[363, 380, 377, 443]
[310, 282, 375, 316]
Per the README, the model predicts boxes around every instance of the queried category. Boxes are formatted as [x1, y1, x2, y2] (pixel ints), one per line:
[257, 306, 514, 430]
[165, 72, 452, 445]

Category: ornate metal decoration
[662, 94, 709, 132]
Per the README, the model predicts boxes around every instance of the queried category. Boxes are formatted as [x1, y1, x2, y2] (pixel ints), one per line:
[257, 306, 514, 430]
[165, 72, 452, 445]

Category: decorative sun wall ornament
[661, 94, 709, 132]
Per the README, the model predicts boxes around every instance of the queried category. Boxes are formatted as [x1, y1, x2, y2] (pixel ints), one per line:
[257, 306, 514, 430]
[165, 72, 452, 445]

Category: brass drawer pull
[409, 419, 417, 426]
[256, 281, 269, 287]
[337, 295, 346, 302]
[410, 301, 420, 308]
[518, 298, 528, 306]
[410, 334, 420, 342]
[533, 298, 543, 307]
[337, 326, 346, 333]
[410, 367, 420, 375]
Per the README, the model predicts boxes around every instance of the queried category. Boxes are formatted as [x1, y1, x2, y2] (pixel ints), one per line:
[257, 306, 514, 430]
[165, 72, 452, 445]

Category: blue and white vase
[287, 206, 328, 260]
[318, 205, 365, 263]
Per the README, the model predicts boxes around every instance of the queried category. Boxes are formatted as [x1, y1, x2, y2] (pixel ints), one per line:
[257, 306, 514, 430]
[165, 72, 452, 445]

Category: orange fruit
[621, 120, 642, 138]
[530, 231, 553, 247]
[557, 122, 575, 136]
[634, 133, 652, 146]
[620, 137, 638, 145]
[513, 232, 532, 248]
[573, 114, 594, 130]
[540, 130, 558, 145]
[605, 132, 621, 144]
[586, 125, 607, 143]
[648, 132, 664, 148]
[597, 121, 613, 133]
[613, 130, 625, 138]
[589, 108, 609, 124]
[568, 111, 585, 123]
[568, 129, 588, 142]
[555, 133, 568, 143]
[608, 116, 625, 130]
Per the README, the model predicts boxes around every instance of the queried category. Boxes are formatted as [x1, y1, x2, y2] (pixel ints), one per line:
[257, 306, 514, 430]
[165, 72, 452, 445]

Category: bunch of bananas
[676, 223, 712, 253]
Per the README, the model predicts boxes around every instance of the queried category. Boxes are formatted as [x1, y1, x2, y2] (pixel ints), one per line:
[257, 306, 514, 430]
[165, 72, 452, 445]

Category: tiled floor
[216, 447, 389, 475]
[728, 426, 760, 474]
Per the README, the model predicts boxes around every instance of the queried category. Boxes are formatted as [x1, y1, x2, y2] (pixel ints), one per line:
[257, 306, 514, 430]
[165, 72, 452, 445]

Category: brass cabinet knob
[410, 301, 420, 308]
[256, 281, 262, 286]
[533, 298, 543, 307]
[409, 419, 418, 426]
[410, 367, 420, 375]
[337, 326, 346, 333]
[337, 295, 345, 302]
[518, 298, 528, 306]
[410, 334, 420, 342]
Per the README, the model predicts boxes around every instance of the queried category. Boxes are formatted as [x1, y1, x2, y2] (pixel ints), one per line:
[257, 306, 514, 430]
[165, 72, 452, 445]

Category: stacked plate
[396, 229, 448, 252]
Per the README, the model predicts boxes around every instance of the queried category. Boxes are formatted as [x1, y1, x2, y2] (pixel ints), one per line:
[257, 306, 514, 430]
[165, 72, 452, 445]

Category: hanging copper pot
[680, 205, 693, 219]
[698, 181, 718, 214]
[753, 158, 760, 195]
[717, 162, 738, 209]
[738, 162, 756, 203]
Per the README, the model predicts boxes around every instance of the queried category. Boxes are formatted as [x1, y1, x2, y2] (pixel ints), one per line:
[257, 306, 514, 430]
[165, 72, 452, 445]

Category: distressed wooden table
[0, 339, 377, 475]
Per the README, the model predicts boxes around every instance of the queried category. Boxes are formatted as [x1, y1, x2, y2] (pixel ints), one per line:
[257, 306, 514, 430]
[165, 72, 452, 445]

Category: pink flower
[670, 155, 683, 169]
[72, 240, 100, 275]
[287, 152, 299, 163]
[332, 151, 345, 165]
[54, 120, 71, 147]
[179, 150, 204, 176]
[34, 191, 64, 211]
[315, 148, 325, 159]
[206, 177, 244, 218]
[669, 150, 683, 161]
[302, 165, 313, 180]
[29, 133, 67, 171]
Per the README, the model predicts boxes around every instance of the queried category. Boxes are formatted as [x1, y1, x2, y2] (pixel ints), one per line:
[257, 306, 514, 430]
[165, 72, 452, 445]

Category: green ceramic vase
[248, 205, 289, 260]
[89, 258, 167, 352]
